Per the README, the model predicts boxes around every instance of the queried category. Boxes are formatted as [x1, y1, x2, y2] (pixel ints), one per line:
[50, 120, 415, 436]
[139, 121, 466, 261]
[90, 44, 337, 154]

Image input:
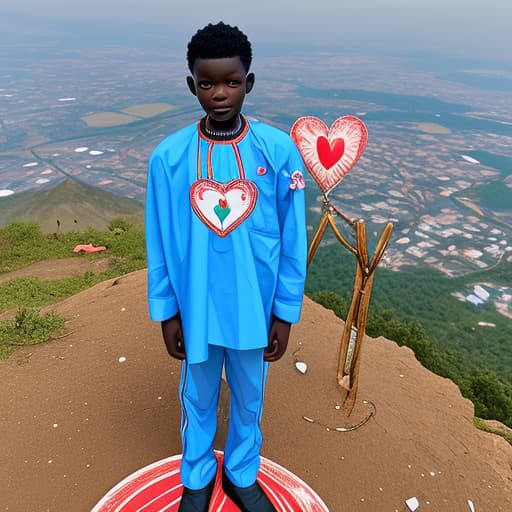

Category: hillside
[306, 243, 512, 388]
[1, 266, 511, 511]
[0, 178, 144, 232]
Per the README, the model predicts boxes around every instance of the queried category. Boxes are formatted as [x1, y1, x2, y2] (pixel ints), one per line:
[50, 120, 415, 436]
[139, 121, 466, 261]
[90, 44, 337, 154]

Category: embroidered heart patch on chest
[190, 178, 258, 237]
[291, 116, 368, 195]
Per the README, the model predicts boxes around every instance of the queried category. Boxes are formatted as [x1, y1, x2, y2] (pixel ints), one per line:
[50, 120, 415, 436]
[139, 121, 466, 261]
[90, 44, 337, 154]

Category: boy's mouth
[212, 107, 231, 116]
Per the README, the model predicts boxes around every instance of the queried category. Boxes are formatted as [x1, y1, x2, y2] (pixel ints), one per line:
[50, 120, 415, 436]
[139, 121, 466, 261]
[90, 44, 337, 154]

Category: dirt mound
[1, 269, 511, 511]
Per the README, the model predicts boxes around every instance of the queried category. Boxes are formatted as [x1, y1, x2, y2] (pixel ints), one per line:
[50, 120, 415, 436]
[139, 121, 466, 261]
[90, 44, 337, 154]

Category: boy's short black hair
[187, 22, 252, 73]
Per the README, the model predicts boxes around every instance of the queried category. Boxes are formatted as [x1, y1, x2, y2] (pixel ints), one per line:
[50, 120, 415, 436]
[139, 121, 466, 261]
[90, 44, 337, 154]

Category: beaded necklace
[203, 115, 243, 140]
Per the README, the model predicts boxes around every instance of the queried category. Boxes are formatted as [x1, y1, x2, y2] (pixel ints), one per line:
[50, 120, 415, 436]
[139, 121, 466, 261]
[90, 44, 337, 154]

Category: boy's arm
[267, 142, 308, 360]
[146, 155, 185, 360]
[272, 143, 308, 322]
[145, 154, 180, 325]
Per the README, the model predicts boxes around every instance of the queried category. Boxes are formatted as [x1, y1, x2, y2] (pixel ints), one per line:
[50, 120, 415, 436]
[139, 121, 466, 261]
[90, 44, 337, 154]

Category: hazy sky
[2, 0, 512, 62]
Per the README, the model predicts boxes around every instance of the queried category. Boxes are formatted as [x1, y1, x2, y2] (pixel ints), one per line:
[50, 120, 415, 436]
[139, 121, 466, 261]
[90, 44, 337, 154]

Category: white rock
[405, 497, 419, 511]
[295, 361, 307, 374]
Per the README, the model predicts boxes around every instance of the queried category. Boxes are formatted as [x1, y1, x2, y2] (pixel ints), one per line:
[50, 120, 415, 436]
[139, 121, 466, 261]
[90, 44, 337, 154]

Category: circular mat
[92, 451, 329, 511]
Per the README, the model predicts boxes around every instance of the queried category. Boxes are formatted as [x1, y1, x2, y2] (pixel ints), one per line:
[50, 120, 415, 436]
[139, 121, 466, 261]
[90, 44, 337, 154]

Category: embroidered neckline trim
[202, 115, 244, 140]
[196, 138, 247, 180]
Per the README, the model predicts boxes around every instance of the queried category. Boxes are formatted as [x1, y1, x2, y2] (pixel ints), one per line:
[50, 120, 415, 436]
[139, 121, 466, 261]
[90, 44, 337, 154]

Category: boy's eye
[228, 80, 242, 87]
[198, 81, 212, 89]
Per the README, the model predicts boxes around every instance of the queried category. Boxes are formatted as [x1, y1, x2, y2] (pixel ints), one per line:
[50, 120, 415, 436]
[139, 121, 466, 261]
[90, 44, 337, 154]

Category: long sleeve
[272, 143, 307, 323]
[145, 153, 179, 322]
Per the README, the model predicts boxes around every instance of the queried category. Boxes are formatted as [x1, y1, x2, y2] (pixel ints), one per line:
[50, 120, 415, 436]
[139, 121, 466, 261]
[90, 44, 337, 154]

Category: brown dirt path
[0, 257, 110, 285]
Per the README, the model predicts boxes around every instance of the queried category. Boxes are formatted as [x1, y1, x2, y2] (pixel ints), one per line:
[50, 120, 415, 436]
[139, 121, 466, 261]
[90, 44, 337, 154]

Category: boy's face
[187, 56, 254, 128]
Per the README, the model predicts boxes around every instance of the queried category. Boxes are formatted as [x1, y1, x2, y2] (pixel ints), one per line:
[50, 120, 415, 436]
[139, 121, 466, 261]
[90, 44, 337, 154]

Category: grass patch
[0, 219, 147, 314]
[474, 417, 512, 445]
[0, 219, 147, 358]
[0, 274, 99, 312]
[0, 219, 146, 274]
[0, 308, 66, 359]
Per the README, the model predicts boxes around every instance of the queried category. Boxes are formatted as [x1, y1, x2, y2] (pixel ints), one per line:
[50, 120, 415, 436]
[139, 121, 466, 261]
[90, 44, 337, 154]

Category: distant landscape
[1, 43, 511, 424]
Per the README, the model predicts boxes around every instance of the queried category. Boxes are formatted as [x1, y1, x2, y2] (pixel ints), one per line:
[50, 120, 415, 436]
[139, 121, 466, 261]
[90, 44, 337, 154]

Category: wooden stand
[308, 196, 393, 415]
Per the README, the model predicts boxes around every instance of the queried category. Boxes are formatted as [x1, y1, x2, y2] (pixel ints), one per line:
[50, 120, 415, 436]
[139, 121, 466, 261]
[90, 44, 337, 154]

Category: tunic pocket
[248, 228, 281, 302]
[249, 228, 280, 271]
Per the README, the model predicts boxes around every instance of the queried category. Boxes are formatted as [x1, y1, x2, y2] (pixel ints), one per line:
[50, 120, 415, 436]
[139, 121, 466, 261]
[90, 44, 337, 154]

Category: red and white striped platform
[92, 451, 329, 511]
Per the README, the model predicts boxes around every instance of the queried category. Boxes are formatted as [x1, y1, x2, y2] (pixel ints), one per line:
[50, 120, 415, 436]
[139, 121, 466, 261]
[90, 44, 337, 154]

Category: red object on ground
[91, 451, 329, 512]
[73, 244, 107, 253]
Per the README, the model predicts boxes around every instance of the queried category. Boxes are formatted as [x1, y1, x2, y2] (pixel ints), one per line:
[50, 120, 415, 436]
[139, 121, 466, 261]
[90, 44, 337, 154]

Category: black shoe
[222, 468, 277, 512]
[178, 478, 215, 512]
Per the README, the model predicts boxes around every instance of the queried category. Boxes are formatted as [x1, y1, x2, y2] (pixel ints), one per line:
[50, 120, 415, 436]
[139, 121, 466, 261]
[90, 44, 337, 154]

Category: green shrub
[1, 221, 44, 245]
[462, 371, 512, 426]
[308, 290, 348, 319]
[108, 217, 134, 233]
[473, 417, 512, 444]
[0, 308, 66, 359]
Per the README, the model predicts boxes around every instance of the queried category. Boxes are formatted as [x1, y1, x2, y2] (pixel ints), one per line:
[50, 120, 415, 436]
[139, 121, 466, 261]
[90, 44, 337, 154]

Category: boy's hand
[161, 314, 186, 360]
[264, 317, 291, 362]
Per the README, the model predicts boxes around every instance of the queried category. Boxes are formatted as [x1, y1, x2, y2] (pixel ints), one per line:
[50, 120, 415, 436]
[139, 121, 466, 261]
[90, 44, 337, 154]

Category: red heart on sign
[316, 136, 345, 169]
[291, 116, 368, 195]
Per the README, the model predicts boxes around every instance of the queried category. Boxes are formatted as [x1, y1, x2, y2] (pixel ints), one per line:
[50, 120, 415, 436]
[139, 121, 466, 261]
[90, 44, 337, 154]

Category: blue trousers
[179, 345, 269, 489]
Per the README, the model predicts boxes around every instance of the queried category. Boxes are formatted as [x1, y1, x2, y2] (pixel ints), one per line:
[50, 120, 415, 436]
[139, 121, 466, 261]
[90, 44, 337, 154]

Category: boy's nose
[212, 85, 228, 100]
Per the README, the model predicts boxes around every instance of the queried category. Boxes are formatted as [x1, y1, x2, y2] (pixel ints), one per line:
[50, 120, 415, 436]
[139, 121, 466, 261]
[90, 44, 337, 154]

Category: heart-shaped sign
[291, 116, 368, 195]
[190, 178, 258, 237]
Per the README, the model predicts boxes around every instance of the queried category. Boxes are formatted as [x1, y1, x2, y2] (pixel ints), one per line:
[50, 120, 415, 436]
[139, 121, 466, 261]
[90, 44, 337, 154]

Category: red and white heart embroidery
[291, 116, 368, 195]
[190, 179, 258, 237]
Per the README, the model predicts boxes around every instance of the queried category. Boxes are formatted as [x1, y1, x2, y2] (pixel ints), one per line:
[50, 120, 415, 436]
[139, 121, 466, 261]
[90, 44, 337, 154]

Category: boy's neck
[201, 115, 245, 141]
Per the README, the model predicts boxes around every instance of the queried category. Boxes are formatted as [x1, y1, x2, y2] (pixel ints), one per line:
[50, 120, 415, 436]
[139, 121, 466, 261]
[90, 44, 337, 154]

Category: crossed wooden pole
[308, 194, 394, 415]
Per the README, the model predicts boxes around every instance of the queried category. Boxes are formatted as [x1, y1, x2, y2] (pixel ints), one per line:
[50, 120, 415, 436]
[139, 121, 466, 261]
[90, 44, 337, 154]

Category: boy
[145, 22, 307, 512]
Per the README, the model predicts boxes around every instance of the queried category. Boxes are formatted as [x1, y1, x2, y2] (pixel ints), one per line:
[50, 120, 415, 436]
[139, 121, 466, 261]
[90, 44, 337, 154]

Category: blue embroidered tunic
[145, 117, 307, 364]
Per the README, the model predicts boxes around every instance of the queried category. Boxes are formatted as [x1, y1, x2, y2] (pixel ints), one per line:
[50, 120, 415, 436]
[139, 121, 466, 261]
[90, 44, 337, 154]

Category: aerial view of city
[1, 43, 511, 317]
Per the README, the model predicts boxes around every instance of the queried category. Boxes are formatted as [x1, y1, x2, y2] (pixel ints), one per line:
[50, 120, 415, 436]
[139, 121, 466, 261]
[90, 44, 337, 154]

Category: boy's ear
[186, 76, 197, 96]
[245, 73, 255, 93]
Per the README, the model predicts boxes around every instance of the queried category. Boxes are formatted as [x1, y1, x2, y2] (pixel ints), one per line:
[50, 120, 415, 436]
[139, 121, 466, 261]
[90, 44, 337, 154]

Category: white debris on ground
[405, 496, 419, 511]
[295, 361, 307, 374]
